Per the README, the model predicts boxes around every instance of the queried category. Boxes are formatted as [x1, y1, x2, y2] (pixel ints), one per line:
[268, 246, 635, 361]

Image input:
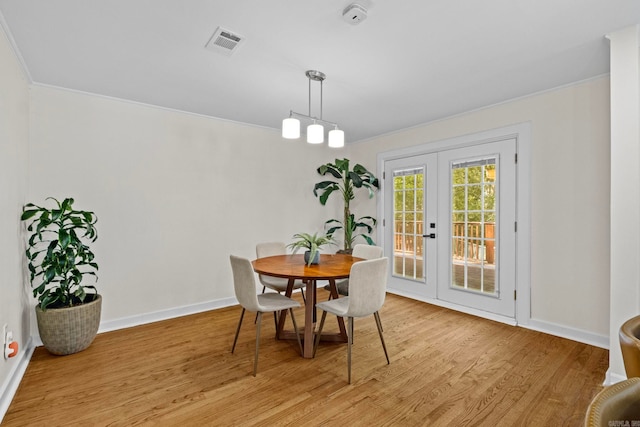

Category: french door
[384, 138, 517, 318]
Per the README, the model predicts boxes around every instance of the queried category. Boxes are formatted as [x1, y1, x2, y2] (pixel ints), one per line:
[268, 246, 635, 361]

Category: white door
[384, 154, 437, 299]
[384, 138, 517, 318]
[437, 139, 517, 317]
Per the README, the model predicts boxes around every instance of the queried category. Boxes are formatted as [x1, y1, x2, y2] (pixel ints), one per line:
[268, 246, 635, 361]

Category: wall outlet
[2, 324, 7, 360]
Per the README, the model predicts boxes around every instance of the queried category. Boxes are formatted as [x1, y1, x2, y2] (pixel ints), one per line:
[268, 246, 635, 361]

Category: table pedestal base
[277, 278, 347, 358]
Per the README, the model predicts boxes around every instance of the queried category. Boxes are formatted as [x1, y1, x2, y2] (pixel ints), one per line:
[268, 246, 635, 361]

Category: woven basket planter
[35, 294, 102, 355]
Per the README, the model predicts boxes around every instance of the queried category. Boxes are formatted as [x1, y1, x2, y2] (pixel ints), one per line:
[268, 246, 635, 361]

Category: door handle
[423, 233, 436, 239]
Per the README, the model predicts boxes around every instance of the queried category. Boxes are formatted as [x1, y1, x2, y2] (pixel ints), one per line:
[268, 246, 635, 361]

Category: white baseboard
[29, 297, 240, 348]
[387, 289, 609, 349]
[523, 318, 609, 349]
[387, 289, 518, 326]
[98, 296, 239, 333]
[605, 368, 628, 386]
[0, 337, 35, 424]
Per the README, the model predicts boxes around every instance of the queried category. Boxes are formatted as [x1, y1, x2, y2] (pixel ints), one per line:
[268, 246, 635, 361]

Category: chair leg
[254, 287, 266, 324]
[231, 308, 245, 353]
[289, 308, 303, 356]
[254, 311, 263, 377]
[374, 311, 390, 364]
[348, 317, 354, 384]
[300, 287, 306, 304]
[313, 310, 328, 357]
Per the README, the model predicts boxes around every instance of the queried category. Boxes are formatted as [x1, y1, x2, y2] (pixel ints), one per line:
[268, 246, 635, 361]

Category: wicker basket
[35, 294, 102, 355]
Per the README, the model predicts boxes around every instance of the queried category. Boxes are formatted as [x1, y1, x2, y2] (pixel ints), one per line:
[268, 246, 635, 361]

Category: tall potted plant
[313, 158, 379, 252]
[21, 197, 101, 355]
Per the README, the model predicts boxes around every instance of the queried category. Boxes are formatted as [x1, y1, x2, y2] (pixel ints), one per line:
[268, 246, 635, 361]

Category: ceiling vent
[205, 27, 245, 56]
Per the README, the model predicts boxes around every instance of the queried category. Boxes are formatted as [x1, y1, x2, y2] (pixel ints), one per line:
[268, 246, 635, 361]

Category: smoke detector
[342, 3, 368, 25]
[205, 27, 245, 56]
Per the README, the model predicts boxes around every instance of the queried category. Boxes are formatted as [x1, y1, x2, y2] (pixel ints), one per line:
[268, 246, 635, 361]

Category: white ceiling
[1, 0, 639, 143]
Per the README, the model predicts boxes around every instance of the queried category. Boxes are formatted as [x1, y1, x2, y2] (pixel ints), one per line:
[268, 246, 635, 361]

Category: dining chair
[229, 255, 303, 376]
[619, 314, 640, 378]
[325, 244, 384, 297]
[256, 242, 306, 302]
[314, 257, 390, 383]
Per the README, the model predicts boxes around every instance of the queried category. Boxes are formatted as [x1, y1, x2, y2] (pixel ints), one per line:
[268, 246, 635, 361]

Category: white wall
[0, 20, 30, 416]
[28, 85, 348, 325]
[349, 77, 611, 340]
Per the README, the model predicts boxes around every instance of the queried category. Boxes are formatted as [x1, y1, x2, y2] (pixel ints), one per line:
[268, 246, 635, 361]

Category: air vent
[205, 27, 245, 56]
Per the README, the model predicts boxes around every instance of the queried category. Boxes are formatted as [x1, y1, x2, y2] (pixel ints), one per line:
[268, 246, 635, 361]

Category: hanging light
[282, 70, 344, 146]
[328, 127, 344, 148]
[282, 115, 300, 139]
[307, 122, 324, 144]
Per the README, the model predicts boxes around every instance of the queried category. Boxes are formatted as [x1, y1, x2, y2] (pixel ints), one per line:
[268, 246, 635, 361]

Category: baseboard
[605, 368, 627, 386]
[386, 289, 609, 349]
[98, 296, 239, 333]
[386, 289, 518, 326]
[523, 318, 609, 349]
[0, 337, 35, 424]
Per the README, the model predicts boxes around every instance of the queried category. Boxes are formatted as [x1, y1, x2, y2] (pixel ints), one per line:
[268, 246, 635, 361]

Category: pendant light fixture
[282, 70, 344, 147]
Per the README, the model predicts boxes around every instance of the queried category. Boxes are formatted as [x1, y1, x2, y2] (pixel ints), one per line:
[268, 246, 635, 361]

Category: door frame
[376, 122, 531, 326]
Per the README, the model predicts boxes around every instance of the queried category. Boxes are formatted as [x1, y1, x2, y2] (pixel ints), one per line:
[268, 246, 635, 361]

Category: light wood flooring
[3, 291, 608, 426]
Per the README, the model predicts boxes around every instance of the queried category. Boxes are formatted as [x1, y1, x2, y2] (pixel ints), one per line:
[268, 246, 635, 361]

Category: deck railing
[394, 221, 495, 264]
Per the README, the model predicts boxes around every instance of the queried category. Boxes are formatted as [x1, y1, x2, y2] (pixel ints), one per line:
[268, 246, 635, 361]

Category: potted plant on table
[21, 197, 101, 355]
[313, 158, 379, 253]
[287, 232, 336, 266]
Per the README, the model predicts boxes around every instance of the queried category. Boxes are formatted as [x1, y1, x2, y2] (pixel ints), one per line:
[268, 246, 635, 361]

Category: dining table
[252, 253, 363, 358]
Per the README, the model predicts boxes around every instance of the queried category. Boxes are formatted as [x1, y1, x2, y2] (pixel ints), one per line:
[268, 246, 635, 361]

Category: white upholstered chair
[256, 242, 306, 301]
[230, 255, 302, 376]
[314, 257, 390, 383]
[325, 244, 384, 297]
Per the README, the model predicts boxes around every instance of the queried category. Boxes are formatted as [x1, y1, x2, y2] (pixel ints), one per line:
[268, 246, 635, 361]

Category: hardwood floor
[3, 291, 608, 426]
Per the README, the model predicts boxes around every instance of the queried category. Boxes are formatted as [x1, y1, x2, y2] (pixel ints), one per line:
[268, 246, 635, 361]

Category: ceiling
[1, 1, 639, 143]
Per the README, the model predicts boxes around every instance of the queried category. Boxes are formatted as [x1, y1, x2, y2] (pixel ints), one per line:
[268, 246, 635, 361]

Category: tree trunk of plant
[344, 205, 351, 251]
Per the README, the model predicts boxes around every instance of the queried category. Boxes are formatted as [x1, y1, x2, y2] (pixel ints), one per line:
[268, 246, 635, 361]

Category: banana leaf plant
[325, 213, 377, 249]
[313, 158, 379, 251]
[20, 197, 99, 310]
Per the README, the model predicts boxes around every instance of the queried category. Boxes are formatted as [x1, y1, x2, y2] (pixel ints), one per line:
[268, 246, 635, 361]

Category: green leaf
[58, 228, 70, 249]
[349, 171, 363, 187]
[335, 158, 349, 172]
[318, 163, 342, 180]
[20, 209, 40, 221]
[319, 187, 337, 206]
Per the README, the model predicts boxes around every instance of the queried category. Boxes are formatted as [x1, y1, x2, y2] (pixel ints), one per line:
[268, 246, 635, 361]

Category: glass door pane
[393, 168, 425, 281]
[451, 159, 496, 295]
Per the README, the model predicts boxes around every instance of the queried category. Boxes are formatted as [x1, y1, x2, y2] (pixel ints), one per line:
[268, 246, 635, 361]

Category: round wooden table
[252, 253, 363, 358]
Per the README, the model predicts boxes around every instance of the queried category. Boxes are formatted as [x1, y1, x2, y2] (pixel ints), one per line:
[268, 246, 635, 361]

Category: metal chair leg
[254, 287, 267, 324]
[313, 310, 328, 357]
[232, 308, 245, 353]
[348, 317, 354, 384]
[374, 311, 389, 364]
[289, 308, 303, 356]
[253, 311, 263, 376]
